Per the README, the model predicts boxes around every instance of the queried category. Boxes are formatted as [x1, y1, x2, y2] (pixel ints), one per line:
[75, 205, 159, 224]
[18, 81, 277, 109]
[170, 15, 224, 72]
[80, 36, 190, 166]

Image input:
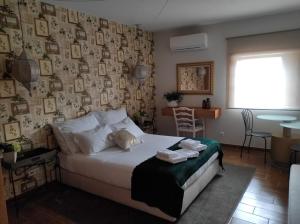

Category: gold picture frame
[99, 18, 109, 29]
[11, 102, 30, 116]
[136, 88, 142, 100]
[49, 79, 63, 92]
[0, 33, 11, 53]
[35, 18, 49, 37]
[119, 76, 126, 89]
[0, 79, 16, 98]
[95, 31, 104, 46]
[117, 50, 124, 62]
[71, 44, 82, 59]
[0, 14, 19, 29]
[177, 61, 214, 95]
[41, 2, 56, 16]
[68, 9, 78, 24]
[39, 59, 53, 76]
[3, 121, 21, 141]
[43, 97, 57, 114]
[74, 78, 85, 93]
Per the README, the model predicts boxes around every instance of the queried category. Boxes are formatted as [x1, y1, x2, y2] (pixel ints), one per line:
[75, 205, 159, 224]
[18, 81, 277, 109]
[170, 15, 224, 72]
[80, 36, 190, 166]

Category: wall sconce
[134, 62, 149, 85]
[12, 49, 40, 96]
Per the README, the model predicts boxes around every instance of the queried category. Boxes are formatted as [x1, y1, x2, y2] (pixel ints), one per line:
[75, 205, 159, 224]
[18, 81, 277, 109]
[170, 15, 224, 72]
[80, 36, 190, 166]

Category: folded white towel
[156, 154, 187, 164]
[180, 139, 201, 148]
[178, 143, 207, 152]
[176, 149, 199, 158]
[157, 149, 178, 159]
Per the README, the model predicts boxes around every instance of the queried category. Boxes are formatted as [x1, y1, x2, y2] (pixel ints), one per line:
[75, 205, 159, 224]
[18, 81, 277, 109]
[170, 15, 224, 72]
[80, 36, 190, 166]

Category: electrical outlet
[220, 131, 225, 136]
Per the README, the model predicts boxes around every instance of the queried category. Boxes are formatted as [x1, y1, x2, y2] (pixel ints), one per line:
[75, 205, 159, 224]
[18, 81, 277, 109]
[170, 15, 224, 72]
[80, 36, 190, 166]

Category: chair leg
[247, 136, 253, 153]
[240, 135, 247, 158]
[264, 137, 267, 164]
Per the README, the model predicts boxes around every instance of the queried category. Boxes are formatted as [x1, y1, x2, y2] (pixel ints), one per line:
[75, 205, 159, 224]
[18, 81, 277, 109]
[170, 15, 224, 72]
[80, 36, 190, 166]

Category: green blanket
[131, 138, 223, 218]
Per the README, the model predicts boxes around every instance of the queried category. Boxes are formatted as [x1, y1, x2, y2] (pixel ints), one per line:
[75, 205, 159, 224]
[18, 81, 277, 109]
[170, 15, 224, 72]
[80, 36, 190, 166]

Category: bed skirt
[61, 159, 220, 222]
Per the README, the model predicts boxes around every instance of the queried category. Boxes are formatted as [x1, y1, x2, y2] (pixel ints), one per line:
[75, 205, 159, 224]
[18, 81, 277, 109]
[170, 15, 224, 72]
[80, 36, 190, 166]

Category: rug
[16, 163, 255, 224]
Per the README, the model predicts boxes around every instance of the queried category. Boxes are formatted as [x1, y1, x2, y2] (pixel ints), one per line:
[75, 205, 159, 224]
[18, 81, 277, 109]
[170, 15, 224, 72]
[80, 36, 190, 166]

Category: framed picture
[79, 63, 89, 74]
[177, 61, 214, 95]
[49, 79, 63, 91]
[116, 23, 123, 34]
[41, 2, 56, 16]
[74, 78, 84, 93]
[119, 76, 126, 89]
[11, 102, 30, 116]
[35, 18, 49, 37]
[82, 95, 92, 106]
[39, 59, 53, 76]
[43, 97, 57, 114]
[0, 14, 19, 29]
[0, 79, 16, 98]
[0, 33, 11, 53]
[117, 50, 124, 62]
[95, 31, 104, 46]
[45, 42, 59, 54]
[75, 29, 87, 40]
[98, 63, 106, 76]
[47, 134, 58, 150]
[68, 9, 78, 24]
[100, 91, 108, 105]
[3, 121, 21, 141]
[102, 46, 110, 59]
[99, 18, 109, 29]
[71, 44, 82, 59]
[136, 88, 142, 100]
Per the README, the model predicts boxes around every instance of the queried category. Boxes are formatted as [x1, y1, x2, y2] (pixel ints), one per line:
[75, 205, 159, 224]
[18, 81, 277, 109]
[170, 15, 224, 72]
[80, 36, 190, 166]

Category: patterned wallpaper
[0, 0, 155, 198]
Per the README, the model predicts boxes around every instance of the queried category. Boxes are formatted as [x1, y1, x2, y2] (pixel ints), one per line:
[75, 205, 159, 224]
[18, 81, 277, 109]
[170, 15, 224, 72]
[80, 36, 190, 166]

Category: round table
[256, 114, 297, 137]
[257, 115, 298, 165]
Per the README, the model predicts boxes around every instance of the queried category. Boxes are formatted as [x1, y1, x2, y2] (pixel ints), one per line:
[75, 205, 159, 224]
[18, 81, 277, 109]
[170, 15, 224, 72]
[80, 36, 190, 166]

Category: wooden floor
[225, 146, 289, 224]
[7, 146, 289, 224]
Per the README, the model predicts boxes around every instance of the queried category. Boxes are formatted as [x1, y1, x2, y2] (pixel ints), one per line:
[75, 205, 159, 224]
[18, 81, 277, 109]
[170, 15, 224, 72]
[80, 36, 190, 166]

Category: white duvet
[59, 134, 218, 190]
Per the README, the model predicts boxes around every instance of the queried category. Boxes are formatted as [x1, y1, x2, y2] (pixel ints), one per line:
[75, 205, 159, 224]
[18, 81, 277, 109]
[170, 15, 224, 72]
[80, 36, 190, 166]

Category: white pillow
[73, 125, 114, 155]
[93, 108, 127, 125]
[53, 114, 100, 154]
[110, 117, 144, 138]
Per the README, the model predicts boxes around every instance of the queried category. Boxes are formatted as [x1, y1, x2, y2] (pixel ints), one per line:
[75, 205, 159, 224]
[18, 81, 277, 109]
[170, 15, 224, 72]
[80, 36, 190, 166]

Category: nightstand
[2, 147, 61, 215]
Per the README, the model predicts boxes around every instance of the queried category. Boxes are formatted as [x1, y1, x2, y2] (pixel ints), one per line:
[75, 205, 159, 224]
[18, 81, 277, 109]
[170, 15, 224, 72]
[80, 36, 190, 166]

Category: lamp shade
[134, 64, 148, 81]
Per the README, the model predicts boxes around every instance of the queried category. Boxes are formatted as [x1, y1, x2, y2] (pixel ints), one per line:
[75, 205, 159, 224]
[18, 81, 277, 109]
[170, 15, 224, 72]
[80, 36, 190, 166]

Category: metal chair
[173, 107, 205, 137]
[241, 109, 272, 163]
[290, 144, 300, 165]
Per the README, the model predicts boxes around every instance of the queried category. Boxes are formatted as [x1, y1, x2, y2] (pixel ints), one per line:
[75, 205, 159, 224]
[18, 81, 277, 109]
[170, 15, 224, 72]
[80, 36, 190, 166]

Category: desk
[257, 114, 297, 137]
[161, 107, 221, 119]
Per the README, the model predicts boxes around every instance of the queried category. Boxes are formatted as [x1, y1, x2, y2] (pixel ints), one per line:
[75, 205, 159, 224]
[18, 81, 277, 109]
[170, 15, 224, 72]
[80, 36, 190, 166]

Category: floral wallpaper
[0, 0, 155, 198]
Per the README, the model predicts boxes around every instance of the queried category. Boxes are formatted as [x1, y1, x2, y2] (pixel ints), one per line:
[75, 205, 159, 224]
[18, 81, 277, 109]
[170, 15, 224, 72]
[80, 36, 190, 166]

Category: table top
[280, 121, 300, 130]
[256, 114, 297, 122]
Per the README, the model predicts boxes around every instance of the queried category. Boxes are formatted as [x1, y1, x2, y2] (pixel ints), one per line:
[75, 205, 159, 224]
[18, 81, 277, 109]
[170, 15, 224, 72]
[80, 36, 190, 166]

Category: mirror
[177, 61, 214, 95]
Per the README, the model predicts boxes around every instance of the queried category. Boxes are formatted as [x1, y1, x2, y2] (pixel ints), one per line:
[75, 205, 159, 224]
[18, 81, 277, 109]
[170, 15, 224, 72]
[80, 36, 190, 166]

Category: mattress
[59, 134, 218, 190]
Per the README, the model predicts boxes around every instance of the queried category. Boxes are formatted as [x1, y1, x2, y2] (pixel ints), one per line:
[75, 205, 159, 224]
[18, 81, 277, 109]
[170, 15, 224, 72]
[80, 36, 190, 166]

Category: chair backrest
[241, 109, 253, 134]
[173, 107, 196, 131]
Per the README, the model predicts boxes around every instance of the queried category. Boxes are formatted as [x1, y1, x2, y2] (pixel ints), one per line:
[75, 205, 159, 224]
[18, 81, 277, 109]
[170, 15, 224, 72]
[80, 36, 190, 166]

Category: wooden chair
[173, 107, 205, 138]
[241, 109, 272, 163]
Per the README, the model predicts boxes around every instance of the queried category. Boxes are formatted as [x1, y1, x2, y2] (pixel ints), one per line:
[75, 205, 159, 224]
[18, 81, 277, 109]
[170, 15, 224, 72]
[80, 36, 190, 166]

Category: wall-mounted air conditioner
[170, 33, 208, 51]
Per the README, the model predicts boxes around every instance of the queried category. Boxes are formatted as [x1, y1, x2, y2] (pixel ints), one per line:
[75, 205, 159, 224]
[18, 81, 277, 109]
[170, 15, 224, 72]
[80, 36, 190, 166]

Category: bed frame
[61, 159, 220, 222]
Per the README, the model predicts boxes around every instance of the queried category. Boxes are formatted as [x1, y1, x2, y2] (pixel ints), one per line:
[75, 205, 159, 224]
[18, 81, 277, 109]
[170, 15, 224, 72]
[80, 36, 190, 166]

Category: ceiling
[45, 0, 300, 31]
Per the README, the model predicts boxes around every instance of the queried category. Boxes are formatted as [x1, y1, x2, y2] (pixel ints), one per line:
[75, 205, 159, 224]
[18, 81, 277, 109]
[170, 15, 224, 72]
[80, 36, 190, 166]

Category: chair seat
[251, 131, 272, 138]
[290, 144, 300, 152]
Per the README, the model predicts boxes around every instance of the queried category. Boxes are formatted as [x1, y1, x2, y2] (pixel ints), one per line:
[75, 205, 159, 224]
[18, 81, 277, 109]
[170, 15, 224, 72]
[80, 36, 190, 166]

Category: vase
[3, 151, 17, 163]
[167, 100, 178, 107]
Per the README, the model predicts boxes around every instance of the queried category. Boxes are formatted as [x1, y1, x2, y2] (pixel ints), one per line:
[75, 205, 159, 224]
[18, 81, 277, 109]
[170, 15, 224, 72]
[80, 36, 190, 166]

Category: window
[227, 30, 300, 110]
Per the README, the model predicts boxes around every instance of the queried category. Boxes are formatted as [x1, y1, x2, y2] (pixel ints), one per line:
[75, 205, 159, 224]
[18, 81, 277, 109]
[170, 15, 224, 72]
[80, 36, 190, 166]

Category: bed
[58, 133, 222, 221]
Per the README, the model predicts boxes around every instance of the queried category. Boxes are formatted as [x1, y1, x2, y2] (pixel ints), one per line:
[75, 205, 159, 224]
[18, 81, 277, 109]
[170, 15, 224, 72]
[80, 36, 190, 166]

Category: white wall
[154, 10, 300, 147]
